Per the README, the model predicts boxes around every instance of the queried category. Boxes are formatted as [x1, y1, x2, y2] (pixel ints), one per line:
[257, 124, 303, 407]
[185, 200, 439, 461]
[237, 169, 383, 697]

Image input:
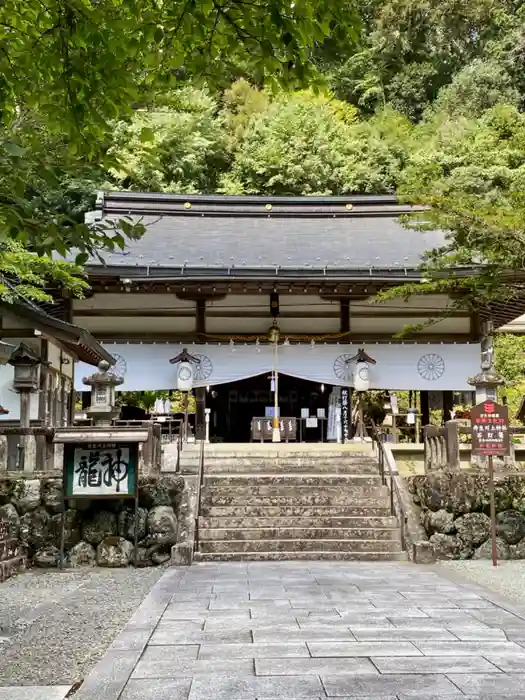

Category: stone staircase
[193, 446, 405, 562]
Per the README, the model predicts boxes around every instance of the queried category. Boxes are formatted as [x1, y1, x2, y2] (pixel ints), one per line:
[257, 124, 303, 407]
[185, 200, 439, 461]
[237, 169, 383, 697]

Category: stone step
[203, 474, 382, 487]
[194, 550, 407, 562]
[203, 505, 392, 517]
[198, 538, 403, 554]
[204, 461, 378, 474]
[198, 515, 398, 529]
[202, 455, 376, 464]
[202, 450, 373, 458]
[202, 485, 389, 506]
[199, 527, 400, 541]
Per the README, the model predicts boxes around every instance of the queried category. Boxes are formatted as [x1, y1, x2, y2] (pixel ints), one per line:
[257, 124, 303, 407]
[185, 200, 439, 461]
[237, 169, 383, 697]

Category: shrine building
[63, 192, 521, 442]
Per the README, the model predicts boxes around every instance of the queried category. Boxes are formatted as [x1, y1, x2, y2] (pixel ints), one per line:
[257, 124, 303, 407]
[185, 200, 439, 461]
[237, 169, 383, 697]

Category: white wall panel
[350, 316, 470, 334]
[73, 293, 195, 311]
[206, 317, 272, 334]
[350, 294, 454, 315]
[79, 316, 196, 334]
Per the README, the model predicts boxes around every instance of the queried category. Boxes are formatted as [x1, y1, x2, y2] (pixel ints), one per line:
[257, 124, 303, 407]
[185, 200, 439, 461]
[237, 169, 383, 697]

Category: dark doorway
[207, 373, 331, 442]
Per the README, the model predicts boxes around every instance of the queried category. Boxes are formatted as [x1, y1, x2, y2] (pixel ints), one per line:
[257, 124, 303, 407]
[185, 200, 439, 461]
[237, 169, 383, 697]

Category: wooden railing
[194, 440, 205, 555]
[370, 421, 406, 550]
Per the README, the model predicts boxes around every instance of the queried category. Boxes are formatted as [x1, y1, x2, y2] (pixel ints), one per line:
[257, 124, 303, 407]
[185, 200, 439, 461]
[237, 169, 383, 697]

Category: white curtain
[76, 342, 480, 392]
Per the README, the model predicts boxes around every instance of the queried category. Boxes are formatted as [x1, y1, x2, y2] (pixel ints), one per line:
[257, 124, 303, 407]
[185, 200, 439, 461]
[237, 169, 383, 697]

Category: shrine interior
[207, 374, 330, 443]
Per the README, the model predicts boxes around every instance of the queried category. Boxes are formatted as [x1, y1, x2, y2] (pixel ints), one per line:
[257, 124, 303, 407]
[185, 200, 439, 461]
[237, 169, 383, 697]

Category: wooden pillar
[18, 390, 31, 472]
[195, 298, 206, 439]
[195, 388, 206, 440]
[442, 390, 454, 423]
[420, 390, 430, 427]
[340, 299, 350, 334]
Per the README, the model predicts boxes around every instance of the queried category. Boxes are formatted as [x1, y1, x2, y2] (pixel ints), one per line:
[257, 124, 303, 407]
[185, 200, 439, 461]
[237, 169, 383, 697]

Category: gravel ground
[0, 567, 163, 686]
[439, 559, 525, 609]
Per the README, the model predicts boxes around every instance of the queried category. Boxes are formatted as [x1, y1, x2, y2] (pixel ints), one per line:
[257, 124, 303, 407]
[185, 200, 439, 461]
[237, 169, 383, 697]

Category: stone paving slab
[307, 641, 422, 656]
[71, 561, 525, 700]
[255, 657, 378, 675]
[0, 689, 71, 700]
[199, 642, 310, 658]
[188, 674, 325, 699]
[448, 672, 525, 696]
[321, 673, 462, 696]
[371, 655, 501, 673]
[414, 640, 525, 655]
[120, 678, 191, 700]
[349, 626, 458, 640]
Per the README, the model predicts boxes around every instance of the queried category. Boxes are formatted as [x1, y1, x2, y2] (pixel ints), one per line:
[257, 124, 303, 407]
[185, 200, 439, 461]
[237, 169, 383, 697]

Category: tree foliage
[494, 334, 525, 418]
[109, 84, 412, 197]
[0, 0, 357, 302]
[329, 0, 521, 120]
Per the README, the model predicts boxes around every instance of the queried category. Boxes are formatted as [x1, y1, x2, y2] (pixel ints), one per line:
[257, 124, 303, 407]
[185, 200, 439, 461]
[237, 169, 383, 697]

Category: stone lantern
[8, 343, 42, 472]
[468, 320, 505, 403]
[468, 368, 505, 404]
[83, 360, 123, 426]
[9, 342, 41, 393]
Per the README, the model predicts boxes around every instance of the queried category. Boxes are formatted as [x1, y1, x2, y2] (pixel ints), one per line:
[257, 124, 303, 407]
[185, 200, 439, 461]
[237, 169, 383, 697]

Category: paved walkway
[36, 562, 525, 699]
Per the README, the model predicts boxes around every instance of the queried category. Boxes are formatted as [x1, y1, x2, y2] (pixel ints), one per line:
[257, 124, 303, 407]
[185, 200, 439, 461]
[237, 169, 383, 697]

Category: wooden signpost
[470, 400, 510, 567]
[61, 441, 139, 568]
[341, 388, 350, 443]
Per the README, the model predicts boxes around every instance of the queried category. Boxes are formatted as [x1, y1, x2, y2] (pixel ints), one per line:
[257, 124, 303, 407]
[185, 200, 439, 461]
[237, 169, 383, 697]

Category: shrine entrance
[206, 373, 331, 443]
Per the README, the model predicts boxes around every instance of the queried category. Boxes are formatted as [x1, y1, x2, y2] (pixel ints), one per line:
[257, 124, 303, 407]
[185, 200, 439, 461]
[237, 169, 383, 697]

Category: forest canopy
[2, 0, 525, 310]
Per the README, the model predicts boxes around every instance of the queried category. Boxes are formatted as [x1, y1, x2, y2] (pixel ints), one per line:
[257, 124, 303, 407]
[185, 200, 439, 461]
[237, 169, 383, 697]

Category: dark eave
[85, 264, 424, 282]
[99, 191, 417, 217]
[1, 300, 114, 366]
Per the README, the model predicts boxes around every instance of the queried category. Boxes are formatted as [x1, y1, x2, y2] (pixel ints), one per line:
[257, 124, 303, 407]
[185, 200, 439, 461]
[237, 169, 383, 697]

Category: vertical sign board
[341, 388, 350, 443]
[471, 400, 510, 567]
[471, 401, 510, 456]
[62, 442, 139, 566]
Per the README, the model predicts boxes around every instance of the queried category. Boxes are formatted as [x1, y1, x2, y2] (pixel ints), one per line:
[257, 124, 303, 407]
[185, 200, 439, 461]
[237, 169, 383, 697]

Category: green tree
[118, 390, 196, 414]
[494, 334, 525, 418]
[331, 0, 520, 120]
[386, 104, 525, 315]
[220, 90, 412, 195]
[0, 0, 357, 301]
[108, 88, 230, 193]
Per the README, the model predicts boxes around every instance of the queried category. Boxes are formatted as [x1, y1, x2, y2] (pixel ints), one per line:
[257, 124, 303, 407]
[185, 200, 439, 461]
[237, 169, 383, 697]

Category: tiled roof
[83, 192, 445, 277]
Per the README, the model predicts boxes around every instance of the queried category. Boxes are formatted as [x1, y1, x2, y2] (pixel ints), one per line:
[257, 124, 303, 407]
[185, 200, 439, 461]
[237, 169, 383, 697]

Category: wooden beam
[340, 299, 350, 334]
[196, 299, 206, 335]
[74, 309, 342, 319]
[347, 309, 468, 319]
[176, 292, 227, 302]
[470, 311, 481, 341]
[0, 329, 40, 338]
[74, 309, 197, 318]
[90, 280, 399, 297]
[91, 331, 476, 344]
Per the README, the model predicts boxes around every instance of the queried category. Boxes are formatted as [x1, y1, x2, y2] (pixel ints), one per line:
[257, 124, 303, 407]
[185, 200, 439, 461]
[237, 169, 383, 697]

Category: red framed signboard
[471, 400, 510, 457]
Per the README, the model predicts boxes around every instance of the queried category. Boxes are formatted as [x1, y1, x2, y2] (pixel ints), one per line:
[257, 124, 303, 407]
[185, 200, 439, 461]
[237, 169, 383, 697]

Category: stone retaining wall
[408, 471, 525, 560]
[0, 519, 26, 581]
[0, 473, 185, 569]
